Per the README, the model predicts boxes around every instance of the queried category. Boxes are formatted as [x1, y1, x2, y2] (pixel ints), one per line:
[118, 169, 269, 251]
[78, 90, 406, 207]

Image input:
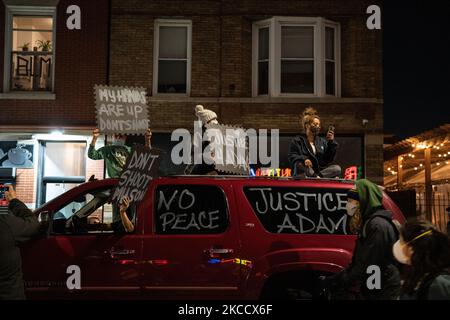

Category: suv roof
[163, 175, 356, 184]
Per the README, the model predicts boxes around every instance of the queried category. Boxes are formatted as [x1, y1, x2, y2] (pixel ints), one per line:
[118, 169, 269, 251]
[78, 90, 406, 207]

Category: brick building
[0, 0, 383, 208]
[110, 0, 383, 181]
[0, 0, 108, 207]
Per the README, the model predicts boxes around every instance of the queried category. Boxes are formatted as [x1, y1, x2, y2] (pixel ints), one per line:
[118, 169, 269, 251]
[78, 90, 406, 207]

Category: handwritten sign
[244, 187, 350, 235]
[155, 185, 228, 234]
[94, 85, 149, 135]
[204, 123, 249, 175]
[112, 146, 160, 206]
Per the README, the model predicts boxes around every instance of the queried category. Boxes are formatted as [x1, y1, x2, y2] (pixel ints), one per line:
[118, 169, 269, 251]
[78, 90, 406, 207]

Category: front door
[22, 183, 142, 299]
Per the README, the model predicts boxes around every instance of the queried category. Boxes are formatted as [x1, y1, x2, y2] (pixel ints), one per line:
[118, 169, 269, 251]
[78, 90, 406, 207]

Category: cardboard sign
[111, 146, 160, 206]
[94, 85, 150, 135]
[203, 123, 249, 175]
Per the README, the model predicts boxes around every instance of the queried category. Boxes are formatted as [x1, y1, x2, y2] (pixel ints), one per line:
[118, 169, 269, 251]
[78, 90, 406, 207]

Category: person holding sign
[88, 128, 152, 178]
[71, 196, 134, 234]
[288, 107, 341, 178]
[318, 179, 401, 300]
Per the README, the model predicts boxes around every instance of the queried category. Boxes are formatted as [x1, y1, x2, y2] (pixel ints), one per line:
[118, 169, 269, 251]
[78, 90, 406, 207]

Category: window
[253, 17, 340, 97]
[51, 187, 136, 235]
[38, 141, 86, 207]
[155, 185, 228, 234]
[257, 27, 270, 95]
[3, 6, 56, 92]
[244, 187, 350, 235]
[153, 20, 192, 95]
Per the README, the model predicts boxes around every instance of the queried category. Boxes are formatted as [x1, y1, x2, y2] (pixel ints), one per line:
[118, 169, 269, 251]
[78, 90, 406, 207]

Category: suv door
[140, 180, 243, 299]
[22, 182, 142, 299]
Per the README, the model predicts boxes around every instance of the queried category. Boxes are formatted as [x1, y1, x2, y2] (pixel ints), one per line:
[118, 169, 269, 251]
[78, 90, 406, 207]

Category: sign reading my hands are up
[94, 85, 149, 135]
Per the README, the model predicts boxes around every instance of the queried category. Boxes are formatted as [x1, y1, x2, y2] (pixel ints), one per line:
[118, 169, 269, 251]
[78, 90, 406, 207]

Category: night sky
[383, 1, 450, 139]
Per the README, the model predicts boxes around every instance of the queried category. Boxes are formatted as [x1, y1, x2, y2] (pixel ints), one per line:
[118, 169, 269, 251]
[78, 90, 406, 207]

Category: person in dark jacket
[288, 107, 341, 178]
[0, 185, 39, 300]
[393, 219, 450, 300]
[320, 179, 401, 300]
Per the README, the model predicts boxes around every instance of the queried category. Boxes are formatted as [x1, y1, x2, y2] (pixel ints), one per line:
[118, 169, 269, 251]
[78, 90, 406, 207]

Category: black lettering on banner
[155, 185, 228, 234]
[244, 187, 349, 235]
[112, 146, 160, 206]
[94, 85, 149, 135]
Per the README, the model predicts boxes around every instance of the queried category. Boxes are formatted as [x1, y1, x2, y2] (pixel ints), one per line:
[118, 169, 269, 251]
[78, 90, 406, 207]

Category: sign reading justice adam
[94, 85, 149, 135]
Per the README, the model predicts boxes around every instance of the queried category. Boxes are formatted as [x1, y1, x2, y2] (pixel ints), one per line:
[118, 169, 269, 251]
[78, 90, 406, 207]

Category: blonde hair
[301, 107, 320, 132]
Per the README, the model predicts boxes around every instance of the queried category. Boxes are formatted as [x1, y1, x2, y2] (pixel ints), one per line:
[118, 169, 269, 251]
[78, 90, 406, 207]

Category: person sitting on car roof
[319, 179, 401, 300]
[186, 105, 219, 175]
[288, 107, 341, 178]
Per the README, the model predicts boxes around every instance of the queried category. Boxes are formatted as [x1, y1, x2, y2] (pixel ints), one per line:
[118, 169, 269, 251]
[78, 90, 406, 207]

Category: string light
[414, 167, 418, 171]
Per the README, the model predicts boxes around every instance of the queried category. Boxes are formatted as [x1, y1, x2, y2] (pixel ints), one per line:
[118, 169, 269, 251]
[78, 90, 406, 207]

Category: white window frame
[3, 5, 57, 93]
[252, 17, 341, 98]
[323, 21, 341, 97]
[152, 19, 192, 96]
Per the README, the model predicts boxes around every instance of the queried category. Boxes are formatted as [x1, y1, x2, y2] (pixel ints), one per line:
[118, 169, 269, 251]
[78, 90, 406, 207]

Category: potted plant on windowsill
[36, 40, 52, 52]
[21, 43, 30, 51]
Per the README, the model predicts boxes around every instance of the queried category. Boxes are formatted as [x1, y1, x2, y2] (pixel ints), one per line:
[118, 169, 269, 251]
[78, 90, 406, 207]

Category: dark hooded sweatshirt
[288, 135, 338, 176]
[333, 179, 401, 300]
[0, 199, 39, 300]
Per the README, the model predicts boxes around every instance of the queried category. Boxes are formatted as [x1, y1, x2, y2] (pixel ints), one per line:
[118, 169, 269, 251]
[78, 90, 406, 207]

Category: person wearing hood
[393, 219, 450, 300]
[187, 104, 219, 175]
[88, 128, 152, 178]
[288, 107, 341, 178]
[319, 179, 401, 300]
[0, 185, 40, 300]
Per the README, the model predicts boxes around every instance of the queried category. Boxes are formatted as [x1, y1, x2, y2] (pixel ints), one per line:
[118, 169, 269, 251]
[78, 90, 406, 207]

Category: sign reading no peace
[94, 85, 149, 135]
[112, 146, 161, 207]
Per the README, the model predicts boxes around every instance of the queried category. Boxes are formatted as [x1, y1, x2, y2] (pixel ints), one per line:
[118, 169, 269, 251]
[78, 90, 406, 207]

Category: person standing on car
[320, 179, 401, 300]
[393, 219, 450, 300]
[88, 128, 152, 178]
[288, 107, 341, 178]
[0, 185, 40, 300]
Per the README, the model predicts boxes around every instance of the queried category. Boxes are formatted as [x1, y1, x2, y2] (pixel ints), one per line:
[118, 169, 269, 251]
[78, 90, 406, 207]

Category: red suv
[23, 176, 405, 299]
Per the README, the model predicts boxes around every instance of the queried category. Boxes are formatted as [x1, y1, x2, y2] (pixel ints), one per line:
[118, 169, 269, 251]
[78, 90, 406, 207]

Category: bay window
[253, 17, 340, 97]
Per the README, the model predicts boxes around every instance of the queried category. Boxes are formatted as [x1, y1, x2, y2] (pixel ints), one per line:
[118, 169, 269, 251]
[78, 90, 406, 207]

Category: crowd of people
[1, 105, 449, 300]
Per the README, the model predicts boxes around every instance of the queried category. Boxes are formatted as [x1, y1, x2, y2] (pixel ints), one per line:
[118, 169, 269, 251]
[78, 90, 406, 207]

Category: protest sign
[94, 85, 149, 135]
[111, 145, 160, 206]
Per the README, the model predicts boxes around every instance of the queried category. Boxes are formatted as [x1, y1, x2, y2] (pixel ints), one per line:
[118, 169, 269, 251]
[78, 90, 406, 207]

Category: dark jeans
[295, 163, 342, 178]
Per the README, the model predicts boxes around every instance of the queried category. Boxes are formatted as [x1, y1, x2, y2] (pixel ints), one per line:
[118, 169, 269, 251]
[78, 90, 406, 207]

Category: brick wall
[108, 0, 383, 182]
[0, 0, 109, 126]
[15, 168, 35, 206]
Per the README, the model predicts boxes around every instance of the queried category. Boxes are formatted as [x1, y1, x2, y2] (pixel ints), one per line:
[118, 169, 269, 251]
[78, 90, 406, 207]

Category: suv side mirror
[38, 210, 53, 236]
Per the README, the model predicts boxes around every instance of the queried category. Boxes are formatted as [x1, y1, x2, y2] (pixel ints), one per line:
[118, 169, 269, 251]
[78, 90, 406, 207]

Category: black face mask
[309, 125, 320, 135]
